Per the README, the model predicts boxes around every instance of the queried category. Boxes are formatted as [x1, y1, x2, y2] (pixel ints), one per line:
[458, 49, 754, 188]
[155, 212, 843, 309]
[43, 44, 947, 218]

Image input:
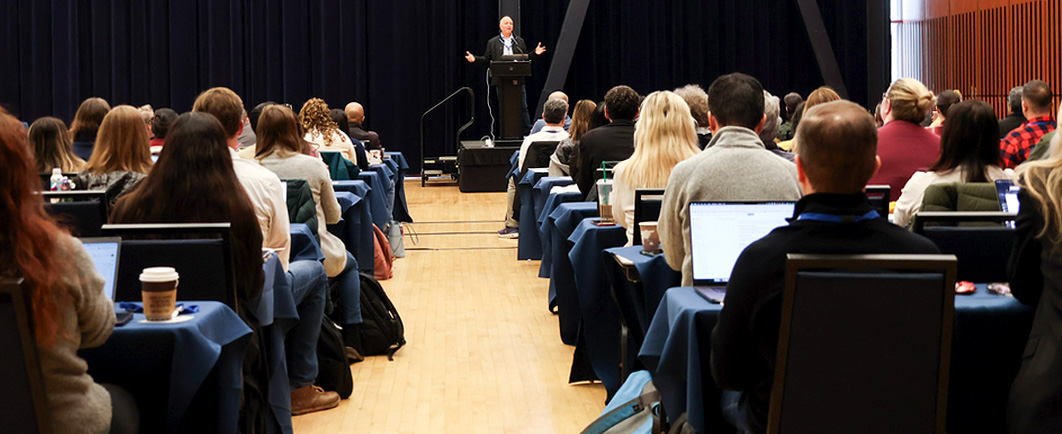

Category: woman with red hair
[0, 109, 138, 433]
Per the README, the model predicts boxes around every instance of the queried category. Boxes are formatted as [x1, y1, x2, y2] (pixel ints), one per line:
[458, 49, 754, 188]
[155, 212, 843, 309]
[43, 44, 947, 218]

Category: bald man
[529, 90, 572, 134]
[464, 16, 547, 135]
[710, 100, 938, 434]
[344, 102, 382, 150]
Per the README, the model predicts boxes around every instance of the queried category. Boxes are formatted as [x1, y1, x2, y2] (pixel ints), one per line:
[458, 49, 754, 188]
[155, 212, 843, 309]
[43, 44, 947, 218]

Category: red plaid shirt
[1000, 115, 1056, 168]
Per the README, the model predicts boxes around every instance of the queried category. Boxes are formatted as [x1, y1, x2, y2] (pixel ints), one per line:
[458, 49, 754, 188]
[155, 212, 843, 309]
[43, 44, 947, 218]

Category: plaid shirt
[1000, 115, 1056, 168]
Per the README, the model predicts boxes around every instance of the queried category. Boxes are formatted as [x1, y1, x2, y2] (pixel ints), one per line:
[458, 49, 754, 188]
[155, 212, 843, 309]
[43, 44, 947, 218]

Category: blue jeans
[286, 260, 328, 388]
[334, 251, 362, 325]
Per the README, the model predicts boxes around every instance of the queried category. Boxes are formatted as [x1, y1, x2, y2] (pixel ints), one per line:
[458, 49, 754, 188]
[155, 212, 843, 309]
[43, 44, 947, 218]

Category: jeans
[721, 390, 752, 434]
[333, 251, 362, 325]
[285, 260, 328, 388]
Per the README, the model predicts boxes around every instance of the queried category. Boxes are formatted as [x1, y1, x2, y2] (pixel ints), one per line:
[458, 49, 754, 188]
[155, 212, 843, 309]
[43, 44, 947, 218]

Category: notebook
[996, 179, 1020, 228]
[80, 237, 121, 300]
[689, 201, 795, 303]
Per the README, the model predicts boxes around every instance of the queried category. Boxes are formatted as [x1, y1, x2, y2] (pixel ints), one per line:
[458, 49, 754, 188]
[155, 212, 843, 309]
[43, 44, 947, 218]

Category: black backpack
[354, 272, 406, 360]
[316, 317, 353, 399]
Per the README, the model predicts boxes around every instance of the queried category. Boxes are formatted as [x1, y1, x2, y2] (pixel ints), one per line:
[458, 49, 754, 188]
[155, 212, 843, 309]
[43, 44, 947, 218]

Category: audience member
[873, 101, 884, 127]
[1001, 79, 1056, 168]
[760, 90, 794, 162]
[1008, 124, 1062, 432]
[711, 100, 939, 434]
[776, 101, 804, 151]
[239, 101, 275, 159]
[237, 109, 257, 150]
[344, 102, 383, 150]
[658, 73, 801, 286]
[927, 89, 961, 136]
[301, 98, 357, 161]
[149, 108, 177, 151]
[893, 100, 1015, 227]
[28, 117, 85, 173]
[329, 108, 369, 170]
[587, 101, 610, 130]
[69, 97, 111, 161]
[571, 85, 641, 196]
[137, 104, 154, 138]
[776, 92, 803, 141]
[999, 86, 1026, 138]
[253, 104, 366, 365]
[499, 98, 571, 238]
[1026, 100, 1062, 163]
[867, 77, 940, 201]
[0, 108, 139, 434]
[673, 84, 712, 148]
[78, 105, 153, 205]
[549, 99, 597, 176]
[530, 91, 573, 134]
[611, 91, 699, 245]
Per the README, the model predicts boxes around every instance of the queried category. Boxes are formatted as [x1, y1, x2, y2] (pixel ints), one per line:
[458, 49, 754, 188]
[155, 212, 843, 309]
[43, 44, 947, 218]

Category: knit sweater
[658, 126, 802, 286]
[39, 234, 116, 434]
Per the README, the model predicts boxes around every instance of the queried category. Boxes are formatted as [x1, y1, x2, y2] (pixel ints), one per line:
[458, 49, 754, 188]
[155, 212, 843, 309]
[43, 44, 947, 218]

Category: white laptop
[689, 201, 795, 303]
[80, 237, 121, 300]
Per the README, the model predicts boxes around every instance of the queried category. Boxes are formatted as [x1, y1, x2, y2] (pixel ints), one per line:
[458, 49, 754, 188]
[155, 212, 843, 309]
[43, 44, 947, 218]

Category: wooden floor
[292, 180, 606, 433]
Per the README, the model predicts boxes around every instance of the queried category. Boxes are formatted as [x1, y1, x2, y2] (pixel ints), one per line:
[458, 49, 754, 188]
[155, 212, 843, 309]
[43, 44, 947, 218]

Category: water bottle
[50, 168, 63, 191]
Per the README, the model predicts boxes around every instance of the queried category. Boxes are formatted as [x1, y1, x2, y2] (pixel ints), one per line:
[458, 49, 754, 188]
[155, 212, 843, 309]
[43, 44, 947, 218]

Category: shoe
[345, 346, 365, 363]
[291, 385, 340, 415]
[498, 227, 519, 239]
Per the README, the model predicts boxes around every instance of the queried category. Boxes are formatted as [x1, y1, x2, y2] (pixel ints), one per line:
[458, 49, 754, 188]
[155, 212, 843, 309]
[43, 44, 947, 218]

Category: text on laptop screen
[689, 202, 794, 284]
[996, 179, 1020, 213]
[82, 240, 120, 299]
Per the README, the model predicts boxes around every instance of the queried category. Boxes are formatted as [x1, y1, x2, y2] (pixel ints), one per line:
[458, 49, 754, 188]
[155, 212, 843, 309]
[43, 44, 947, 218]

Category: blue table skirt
[328, 190, 373, 273]
[604, 246, 681, 336]
[257, 255, 300, 434]
[639, 286, 1036, 434]
[384, 152, 412, 223]
[81, 302, 252, 434]
[367, 163, 397, 221]
[504, 150, 520, 182]
[290, 223, 325, 263]
[538, 192, 591, 279]
[568, 218, 627, 396]
[533, 177, 574, 224]
[355, 170, 390, 229]
[517, 169, 550, 260]
[546, 202, 599, 345]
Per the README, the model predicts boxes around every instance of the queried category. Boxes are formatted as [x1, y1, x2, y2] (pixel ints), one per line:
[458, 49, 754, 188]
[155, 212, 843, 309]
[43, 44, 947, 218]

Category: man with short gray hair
[760, 91, 794, 162]
[999, 86, 1025, 138]
[499, 98, 570, 237]
[530, 91, 572, 134]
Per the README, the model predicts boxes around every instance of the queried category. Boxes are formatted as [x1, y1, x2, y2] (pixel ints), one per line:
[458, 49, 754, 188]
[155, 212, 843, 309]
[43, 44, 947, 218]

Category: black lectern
[490, 59, 531, 139]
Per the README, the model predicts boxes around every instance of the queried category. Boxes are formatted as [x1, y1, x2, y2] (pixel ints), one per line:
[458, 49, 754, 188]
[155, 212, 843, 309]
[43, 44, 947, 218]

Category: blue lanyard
[796, 210, 880, 223]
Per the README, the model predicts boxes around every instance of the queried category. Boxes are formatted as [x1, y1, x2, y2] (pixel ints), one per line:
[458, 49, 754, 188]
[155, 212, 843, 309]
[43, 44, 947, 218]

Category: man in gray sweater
[659, 73, 803, 286]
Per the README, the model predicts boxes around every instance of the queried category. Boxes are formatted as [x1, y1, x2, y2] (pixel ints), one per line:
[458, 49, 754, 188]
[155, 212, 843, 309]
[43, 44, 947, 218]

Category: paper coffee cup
[639, 221, 661, 253]
[140, 267, 179, 321]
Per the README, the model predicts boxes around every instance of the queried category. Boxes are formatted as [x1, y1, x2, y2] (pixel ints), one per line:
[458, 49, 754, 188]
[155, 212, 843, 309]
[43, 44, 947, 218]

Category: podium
[490, 60, 531, 139]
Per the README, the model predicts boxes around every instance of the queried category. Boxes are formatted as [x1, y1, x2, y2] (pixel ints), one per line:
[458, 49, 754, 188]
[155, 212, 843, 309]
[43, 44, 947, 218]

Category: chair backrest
[631, 188, 665, 245]
[283, 179, 319, 239]
[101, 223, 237, 311]
[592, 160, 620, 182]
[41, 190, 108, 237]
[0, 278, 51, 434]
[320, 151, 359, 180]
[911, 211, 1016, 283]
[865, 184, 890, 218]
[769, 254, 956, 434]
[921, 182, 1000, 213]
[521, 141, 561, 173]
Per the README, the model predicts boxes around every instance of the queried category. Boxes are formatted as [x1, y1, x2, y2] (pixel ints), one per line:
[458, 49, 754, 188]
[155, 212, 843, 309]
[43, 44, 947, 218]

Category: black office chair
[769, 254, 957, 434]
[912, 211, 1016, 283]
[41, 190, 108, 237]
[0, 278, 52, 434]
[865, 184, 890, 219]
[520, 141, 561, 174]
[631, 188, 664, 245]
[101, 223, 238, 311]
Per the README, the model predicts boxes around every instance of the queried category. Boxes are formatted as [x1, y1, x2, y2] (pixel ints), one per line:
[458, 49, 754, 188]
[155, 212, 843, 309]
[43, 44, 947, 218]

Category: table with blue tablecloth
[639, 286, 1035, 434]
[567, 218, 627, 396]
[80, 302, 252, 434]
[516, 169, 550, 260]
[327, 189, 373, 273]
[517, 175, 574, 260]
[537, 191, 586, 279]
[290, 223, 326, 264]
[384, 151, 412, 222]
[249, 255, 300, 434]
[355, 170, 391, 229]
[366, 163, 396, 220]
[546, 202, 599, 344]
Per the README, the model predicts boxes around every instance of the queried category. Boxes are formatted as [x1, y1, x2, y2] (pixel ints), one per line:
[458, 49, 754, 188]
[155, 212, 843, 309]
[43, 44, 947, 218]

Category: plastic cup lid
[140, 266, 179, 282]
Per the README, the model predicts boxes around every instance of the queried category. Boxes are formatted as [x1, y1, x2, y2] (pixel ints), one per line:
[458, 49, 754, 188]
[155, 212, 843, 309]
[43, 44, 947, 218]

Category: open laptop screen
[689, 202, 794, 285]
[996, 179, 1020, 213]
[80, 237, 121, 300]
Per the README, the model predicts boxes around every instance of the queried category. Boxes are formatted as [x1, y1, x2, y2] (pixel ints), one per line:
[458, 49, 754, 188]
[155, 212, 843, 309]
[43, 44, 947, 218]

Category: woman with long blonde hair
[611, 91, 700, 244]
[78, 105, 153, 204]
[29, 117, 85, 173]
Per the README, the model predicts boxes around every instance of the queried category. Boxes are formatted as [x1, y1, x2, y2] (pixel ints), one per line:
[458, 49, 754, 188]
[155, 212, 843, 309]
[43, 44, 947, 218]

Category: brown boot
[290, 386, 340, 415]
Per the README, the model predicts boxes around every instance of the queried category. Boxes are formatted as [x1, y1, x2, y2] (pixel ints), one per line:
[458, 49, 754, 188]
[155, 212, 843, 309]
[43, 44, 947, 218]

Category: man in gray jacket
[659, 73, 802, 286]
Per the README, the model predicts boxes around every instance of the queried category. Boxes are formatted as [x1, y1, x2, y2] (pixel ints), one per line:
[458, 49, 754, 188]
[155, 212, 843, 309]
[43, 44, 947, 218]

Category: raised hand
[464, 51, 476, 63]
[535, 43, 546, 55]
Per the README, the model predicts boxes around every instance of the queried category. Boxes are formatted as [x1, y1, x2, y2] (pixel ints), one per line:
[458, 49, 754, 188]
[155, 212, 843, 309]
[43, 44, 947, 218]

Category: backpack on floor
[581, 370, 665, 434]
[355, 272, 406, 360]
[316, 317, 353, 399]
[372, 224, 394, 280]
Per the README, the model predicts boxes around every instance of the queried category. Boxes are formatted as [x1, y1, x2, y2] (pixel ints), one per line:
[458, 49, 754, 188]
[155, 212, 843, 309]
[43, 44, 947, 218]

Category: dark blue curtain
[1, 0, 875, 174]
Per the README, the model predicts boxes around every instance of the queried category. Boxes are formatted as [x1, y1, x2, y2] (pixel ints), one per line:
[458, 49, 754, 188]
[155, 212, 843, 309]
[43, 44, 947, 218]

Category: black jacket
[570, 121, 636, 196]
[1007, 189, 1062, 433]
[349, 124, 381, 151]
[999, 114, 1026, 139]
[472, 34, 533, 64]
[710, 193, 939, 434]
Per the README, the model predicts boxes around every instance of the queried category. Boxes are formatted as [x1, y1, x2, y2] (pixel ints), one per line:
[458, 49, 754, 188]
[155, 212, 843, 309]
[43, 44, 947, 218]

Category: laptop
[689, 201, 795, 303]
[996, 179, 1020, 228]
[80, 237, 133, 324]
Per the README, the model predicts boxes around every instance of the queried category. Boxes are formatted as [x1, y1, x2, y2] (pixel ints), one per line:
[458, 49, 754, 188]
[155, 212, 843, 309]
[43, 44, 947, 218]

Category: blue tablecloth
[517, 169, 550, 260]
[367, 163, 397, 221]
[80, 302, 252, 434]
[604, 246, 681, 337]
[533, 177, 574, 223]
[538, 192, 589, 279]
[355, 170, 390, 229]
[568, 218, 627, 396]
[504, 150, 520, 182]
[385, 152, 412, 222]
[290, 223, 325, 263]
[639, 286, 1036, 434]
[328, 190, 373, 273]
[547, 201, 599, 345]
[256, 255, 300, 434]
